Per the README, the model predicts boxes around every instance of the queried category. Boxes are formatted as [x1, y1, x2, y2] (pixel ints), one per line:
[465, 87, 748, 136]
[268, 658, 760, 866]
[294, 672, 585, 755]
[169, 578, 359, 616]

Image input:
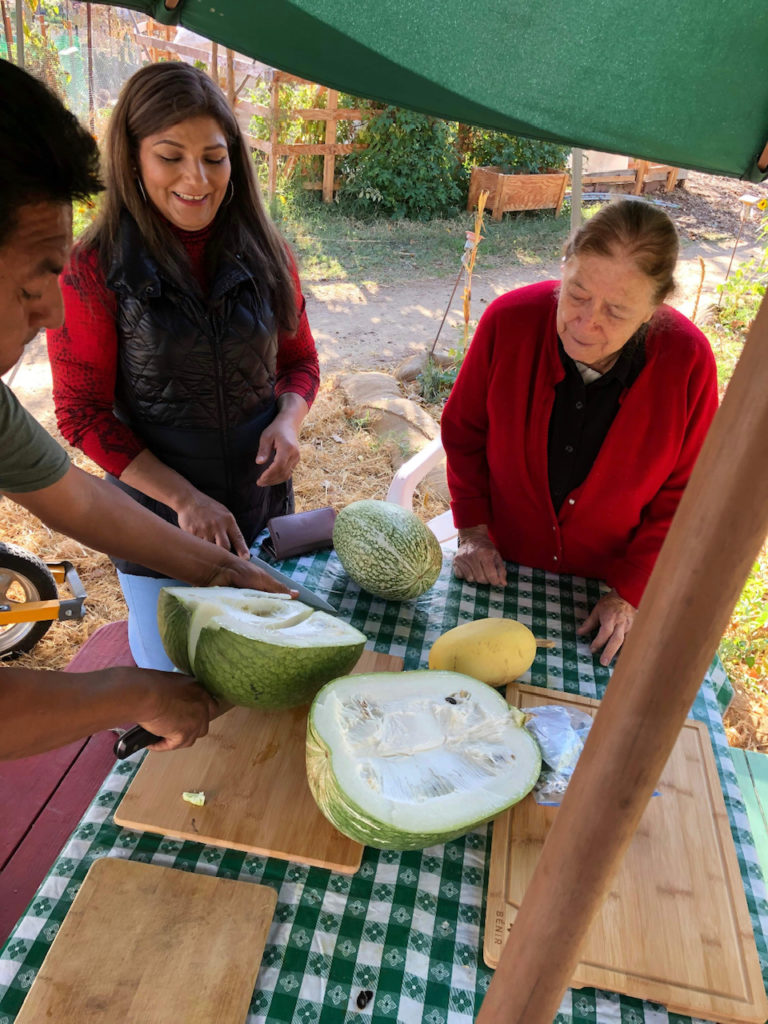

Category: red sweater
[441, 281, 718, 607]
[47, 226, 319, 477]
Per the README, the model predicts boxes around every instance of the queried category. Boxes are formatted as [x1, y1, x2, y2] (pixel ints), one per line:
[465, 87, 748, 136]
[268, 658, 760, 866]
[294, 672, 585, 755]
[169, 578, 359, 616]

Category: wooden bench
[0, 621, 134, 946]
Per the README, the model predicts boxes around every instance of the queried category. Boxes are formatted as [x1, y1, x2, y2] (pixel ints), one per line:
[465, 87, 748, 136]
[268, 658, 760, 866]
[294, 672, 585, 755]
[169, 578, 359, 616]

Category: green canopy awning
[101, 1, 768, 181]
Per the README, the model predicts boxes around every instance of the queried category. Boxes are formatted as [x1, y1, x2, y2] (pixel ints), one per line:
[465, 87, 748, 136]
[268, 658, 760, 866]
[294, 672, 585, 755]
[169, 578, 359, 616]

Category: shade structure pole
[14, 0, 22, 66]
[476, 289, 768, 1024]
[1, 0, 13, 62]
[86, 2, 94, 134]
[570, 147, 583, 231]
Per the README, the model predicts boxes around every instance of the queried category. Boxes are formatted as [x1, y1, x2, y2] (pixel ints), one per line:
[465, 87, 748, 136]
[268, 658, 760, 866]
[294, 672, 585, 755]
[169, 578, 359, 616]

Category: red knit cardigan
[441, 280, 719, 607]
[47, 225, 319, 477]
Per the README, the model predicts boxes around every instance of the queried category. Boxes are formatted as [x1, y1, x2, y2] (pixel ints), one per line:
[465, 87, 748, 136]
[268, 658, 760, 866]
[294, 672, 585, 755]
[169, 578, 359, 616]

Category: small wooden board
[485, 684, 768, 1024]
[115, 650, 403, 873]
[15, 858, 276, 1024]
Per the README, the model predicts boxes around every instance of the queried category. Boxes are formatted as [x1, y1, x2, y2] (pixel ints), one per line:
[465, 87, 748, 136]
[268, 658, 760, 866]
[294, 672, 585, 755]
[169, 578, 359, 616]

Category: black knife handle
[113, 725, 162, 759]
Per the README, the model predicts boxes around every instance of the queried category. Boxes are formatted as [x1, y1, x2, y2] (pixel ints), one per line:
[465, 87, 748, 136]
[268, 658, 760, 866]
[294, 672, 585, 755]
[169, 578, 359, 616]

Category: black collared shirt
[547, 335, 646, 513]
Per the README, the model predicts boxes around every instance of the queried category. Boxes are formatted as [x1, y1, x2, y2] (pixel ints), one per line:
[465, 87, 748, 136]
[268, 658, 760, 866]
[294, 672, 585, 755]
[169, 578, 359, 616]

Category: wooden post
[226, 48, 235, 109]
[570, 148, 583, 231]
[268, 75, 280, 199]
[476, 291, 768, 1023]
[633, 158, 649, 195]
[210, 40, 218, 85]
[147, 16, 158, 63]
[86, 1, 95, 134]
[322, 88, 339, 203]
[14, 0, 22, 67]
[0, 0, 14, 62]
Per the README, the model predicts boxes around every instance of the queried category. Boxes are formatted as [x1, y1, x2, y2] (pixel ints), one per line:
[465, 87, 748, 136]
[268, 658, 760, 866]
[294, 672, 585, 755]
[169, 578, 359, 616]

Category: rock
[337, 372, 402, 405]
[394, 349, 457, 383]
[336, 373, 438, 454]
[335, 371, 449, 497]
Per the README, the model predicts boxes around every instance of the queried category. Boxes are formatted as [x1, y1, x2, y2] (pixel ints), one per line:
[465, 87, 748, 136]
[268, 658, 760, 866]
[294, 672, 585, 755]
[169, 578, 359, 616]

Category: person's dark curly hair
[0, 59, 103, 246]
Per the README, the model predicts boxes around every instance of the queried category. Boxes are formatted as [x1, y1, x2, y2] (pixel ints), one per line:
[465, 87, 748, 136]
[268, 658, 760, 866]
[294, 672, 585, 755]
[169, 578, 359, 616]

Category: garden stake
[429, 190, 489, 357]
[462, 189, 489, 348]
[428, 265, 464, 358]
[691, 255, 706, 324]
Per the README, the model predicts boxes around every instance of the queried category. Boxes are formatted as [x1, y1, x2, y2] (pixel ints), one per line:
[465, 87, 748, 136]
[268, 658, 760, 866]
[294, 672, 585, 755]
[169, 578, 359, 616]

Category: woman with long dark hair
[48, 62, 319, 667]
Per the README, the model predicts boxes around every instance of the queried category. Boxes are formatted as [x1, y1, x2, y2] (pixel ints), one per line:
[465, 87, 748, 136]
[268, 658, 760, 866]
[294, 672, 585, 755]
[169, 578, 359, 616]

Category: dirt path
[304, 234, 756, 374]
[6, 234, 761, 422]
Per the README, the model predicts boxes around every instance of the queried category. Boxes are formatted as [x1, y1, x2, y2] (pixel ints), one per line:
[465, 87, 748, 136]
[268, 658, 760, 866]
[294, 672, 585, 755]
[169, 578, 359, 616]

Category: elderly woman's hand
[452, 526, 507, 587]
[577, 588, 636, 666]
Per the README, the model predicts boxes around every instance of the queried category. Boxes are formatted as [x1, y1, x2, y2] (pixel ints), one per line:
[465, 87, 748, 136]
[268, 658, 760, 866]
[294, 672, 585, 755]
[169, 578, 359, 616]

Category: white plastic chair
[385, 435, 458, 550]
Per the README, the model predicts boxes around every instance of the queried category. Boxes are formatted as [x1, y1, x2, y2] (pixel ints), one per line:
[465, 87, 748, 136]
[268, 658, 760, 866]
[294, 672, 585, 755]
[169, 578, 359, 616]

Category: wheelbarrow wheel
[0, 542, 58, 659]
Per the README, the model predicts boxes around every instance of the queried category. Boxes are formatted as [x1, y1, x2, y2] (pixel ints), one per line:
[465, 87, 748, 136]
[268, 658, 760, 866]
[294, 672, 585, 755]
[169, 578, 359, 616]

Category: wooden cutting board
[15, 858, 276, 1024]
[485, 684, 768, 1024]
[115, 649, 403, 873]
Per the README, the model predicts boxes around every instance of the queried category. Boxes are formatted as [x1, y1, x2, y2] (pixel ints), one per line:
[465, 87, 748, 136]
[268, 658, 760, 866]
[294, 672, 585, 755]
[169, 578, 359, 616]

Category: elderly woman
[47, 63, 319, 666]
[441, 200, 718, 665]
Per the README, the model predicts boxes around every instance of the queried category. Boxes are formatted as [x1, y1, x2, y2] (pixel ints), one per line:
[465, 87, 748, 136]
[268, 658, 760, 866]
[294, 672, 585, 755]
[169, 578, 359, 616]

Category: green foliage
[19, 0, 70, 98]
[719, 553, 768, 701]
[336, 107, 462, 221]
[459, 126, 570, 175]
[715, 211, 768, 332]
[72, 196, 100, 239]
[248, 80, 334, 195]
[417, 351, 464, 405]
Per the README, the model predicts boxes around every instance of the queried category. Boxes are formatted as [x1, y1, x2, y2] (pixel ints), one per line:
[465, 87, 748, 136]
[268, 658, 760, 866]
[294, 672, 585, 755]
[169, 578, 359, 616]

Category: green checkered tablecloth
[1, 550, 766, 1024]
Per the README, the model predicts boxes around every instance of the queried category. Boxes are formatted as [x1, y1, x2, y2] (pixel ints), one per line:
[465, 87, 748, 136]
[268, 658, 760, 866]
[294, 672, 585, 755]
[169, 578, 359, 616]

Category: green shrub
[716, 211, 768, 332]
[459, 126, 570, 176]
[418, 351, 464, 405]
[336, 107, 462, 220]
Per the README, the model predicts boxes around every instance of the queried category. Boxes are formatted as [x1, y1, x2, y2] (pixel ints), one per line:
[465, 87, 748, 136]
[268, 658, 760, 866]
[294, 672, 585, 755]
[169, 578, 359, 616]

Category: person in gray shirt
[0, 58, 292, 760]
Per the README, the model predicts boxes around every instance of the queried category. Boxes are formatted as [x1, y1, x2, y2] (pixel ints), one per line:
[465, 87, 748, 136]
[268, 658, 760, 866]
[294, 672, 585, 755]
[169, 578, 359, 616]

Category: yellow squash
[428, 617, 537, 687]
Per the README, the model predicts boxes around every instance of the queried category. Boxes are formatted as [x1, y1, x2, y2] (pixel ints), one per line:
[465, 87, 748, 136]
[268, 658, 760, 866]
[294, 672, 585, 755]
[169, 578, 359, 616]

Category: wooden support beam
[268, 76, 280, 199]
[665, 166, 679, 190]
[476, 289, 768, 1022]
[0, 0, 14, 62]
[322, 89, 339, 203]
[254, 141, 362, 158]
[86, 2, 94, 133]
[633, 159, 649, 195]
[226, 47, 235, 109]
[210, 40, 218, 85]
[237, 100, 365, 121]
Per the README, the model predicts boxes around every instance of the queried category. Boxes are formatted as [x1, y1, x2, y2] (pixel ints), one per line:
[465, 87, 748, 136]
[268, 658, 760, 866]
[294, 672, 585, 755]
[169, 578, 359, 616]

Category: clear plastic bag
[524, 705, 593, 806]
[524, 705, 661, 806]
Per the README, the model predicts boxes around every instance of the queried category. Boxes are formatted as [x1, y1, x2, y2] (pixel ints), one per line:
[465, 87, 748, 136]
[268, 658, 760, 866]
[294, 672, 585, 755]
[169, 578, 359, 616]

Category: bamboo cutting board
[15, 858, 276, 1024]
[115, 649, 403, 873]
[485, 684, 768, 1024]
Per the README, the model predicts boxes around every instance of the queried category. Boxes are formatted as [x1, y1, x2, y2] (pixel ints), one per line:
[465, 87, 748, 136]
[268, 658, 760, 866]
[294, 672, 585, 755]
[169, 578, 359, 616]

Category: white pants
[116, 570, 181, 671]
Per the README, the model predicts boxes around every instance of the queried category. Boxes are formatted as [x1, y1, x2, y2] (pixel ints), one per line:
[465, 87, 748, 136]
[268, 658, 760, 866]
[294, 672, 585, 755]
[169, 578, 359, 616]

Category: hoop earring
[136, 177, 148, 203]
[224, 180, 235, 206]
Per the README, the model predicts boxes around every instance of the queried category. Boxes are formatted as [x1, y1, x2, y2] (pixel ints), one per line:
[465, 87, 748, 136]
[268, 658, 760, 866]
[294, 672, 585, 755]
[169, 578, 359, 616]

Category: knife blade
[249, 553, 337, 615]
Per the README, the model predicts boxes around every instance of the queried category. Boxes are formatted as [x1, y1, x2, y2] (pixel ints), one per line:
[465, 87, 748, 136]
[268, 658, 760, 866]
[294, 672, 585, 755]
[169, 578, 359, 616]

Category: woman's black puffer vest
[105, 212, 293, 576]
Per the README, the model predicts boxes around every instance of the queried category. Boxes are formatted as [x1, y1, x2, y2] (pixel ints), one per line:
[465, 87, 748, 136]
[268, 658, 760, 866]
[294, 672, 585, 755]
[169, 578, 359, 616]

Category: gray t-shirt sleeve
[0, 381, 70, 493]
